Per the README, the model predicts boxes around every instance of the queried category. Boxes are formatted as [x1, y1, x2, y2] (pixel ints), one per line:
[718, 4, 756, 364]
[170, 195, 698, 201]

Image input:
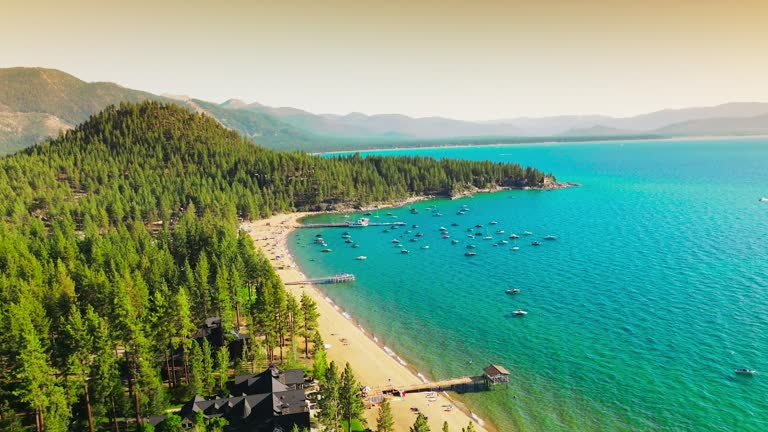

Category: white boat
[421, 245, 430, 249]
[513, 309, 528, 316]
[401, 249, 410, 254]
[760, 197, 768, 202]
[523, 231, 533, 236]
[735, 368, 757, 375]
[490, 221, 498, 225]
[465, 251, 477, 256]
[509, 234, 519, 239]
[392, 239, 400, 243]
[511, 246, 520, 251]
[505, 288, 520, 294]
[544, 235, 557, 240]
[356, 256, 367, 260]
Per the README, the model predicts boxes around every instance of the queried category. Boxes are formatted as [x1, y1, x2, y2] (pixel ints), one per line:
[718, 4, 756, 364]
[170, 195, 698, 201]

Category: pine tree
[376, 399, 394, 432]
[442, 420, 449, 432]
[300, 293, 319, 358]
[201, 339, 215, 395]
[215, 347, 230, 394]
[410, 414, 431, 432]
[318, 361, 341, 430]
[339, 362, 365, 431]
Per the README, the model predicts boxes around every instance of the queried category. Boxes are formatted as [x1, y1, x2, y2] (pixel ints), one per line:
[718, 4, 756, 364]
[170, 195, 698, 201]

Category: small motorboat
[364, 212, 372, 216]
[356, 256, 367, 260]
[321, 248, 332, 253]
[544, 235, 557, 240]
[509, 234, 519, 239]
[394, 244, 403, 248]
[345, 239, 353, 244]
[416, 232, 424, 237]
[531, 241, 541, 246]
[511, 246, 520, 251]
[465, 251, 477, 256]
[442, 234, 450, 239]
[451, 239, 460, 244]
[467, 234, 475, 238]
[513, 309, 528, 316]
[412, 224, 419, 228]
[401, 249, 410, 254]
[382, 229, 390, 233]
[352, 244, 361, 248]
[523, 231, 533, 236]
[760, 197, 768, 202]
[490, 221, 498, 225]
[495, 230, 505, 234]
[439, 226, 447, 231]
[457, 211, 466, 215]
[505, 288, 521, 294]
[475, 224, 484, 228]
[433, 213, 443, 217]
[392, 239, 400, 243]
[499, 240, 509, 244]
[386, 212, 393, 216]
[466, 244, 476, 249]
[421, 245, 430, 249]
[735, 368, 757, 375]
[410, 238, 419, 242]
[315, 233, 323, 238]
[410, 208, 418, 214]
[451, 223, 460, 227]
[483, 236, 493, 240]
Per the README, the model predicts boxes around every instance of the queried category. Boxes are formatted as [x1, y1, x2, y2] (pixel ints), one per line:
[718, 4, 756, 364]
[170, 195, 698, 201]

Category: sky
[2, 0, 768, 120]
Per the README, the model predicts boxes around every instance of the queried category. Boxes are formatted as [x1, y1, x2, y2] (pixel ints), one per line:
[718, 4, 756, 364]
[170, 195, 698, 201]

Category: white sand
[242, 213, 491, 432]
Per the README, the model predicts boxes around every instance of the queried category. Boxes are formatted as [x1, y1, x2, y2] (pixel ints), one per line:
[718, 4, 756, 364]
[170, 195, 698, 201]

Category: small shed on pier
[483, 364, 510, 387]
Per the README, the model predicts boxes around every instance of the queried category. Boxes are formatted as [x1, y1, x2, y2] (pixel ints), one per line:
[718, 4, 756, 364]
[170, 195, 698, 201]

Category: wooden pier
[363, 364, 510, 404]
[285, 273, 356, 285]
[299, 221, 406, 229]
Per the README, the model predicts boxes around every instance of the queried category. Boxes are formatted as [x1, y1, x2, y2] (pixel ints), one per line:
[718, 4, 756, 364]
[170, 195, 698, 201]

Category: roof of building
[483, 364, 510, 377]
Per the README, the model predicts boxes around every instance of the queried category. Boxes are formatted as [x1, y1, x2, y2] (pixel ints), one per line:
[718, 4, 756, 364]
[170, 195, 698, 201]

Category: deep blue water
[290, 138, 768, 431]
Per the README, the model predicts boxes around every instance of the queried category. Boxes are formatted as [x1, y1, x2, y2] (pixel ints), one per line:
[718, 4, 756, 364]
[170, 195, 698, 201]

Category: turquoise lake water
[290, 138, 768, 431]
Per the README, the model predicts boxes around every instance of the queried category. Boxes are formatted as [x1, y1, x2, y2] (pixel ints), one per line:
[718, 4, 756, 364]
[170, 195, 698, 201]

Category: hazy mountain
[652, 114, 768, 136]
[0, 67, 163, 152]
[2, 67, 768, 154]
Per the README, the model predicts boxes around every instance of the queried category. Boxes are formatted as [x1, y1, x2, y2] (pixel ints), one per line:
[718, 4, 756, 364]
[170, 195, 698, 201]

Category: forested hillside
[0, 101, 548, 431]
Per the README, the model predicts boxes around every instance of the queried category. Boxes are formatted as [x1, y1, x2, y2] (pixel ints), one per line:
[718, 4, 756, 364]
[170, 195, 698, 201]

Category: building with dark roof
[179, 366, 310, 431]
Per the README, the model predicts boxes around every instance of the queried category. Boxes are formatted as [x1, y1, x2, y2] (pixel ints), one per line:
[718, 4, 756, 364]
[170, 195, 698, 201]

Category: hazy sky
[2, 0, 767, 120]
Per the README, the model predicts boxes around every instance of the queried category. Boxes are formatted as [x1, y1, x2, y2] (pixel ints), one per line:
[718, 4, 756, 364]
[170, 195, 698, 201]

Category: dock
[299, 221, 406, 228]
[363, 364, 510, 405]
[284, 273, 356, 285]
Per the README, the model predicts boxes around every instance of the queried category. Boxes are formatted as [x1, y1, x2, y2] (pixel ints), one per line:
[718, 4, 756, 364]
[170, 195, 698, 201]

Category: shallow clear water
[290, 138, 768, 431]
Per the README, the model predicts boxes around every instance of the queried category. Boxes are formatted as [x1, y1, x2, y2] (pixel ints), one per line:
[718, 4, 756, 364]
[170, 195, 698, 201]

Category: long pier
[299, 221, 406, 228]
[285, 273, 356, 285]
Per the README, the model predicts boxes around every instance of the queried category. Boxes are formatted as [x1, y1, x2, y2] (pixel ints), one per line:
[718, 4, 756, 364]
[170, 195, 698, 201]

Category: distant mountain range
[2, 67, 768, 153]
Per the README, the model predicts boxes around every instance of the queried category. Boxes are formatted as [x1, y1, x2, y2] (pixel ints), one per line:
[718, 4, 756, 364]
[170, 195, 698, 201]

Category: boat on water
[490, 221, 498, 225]
[483, 236, 493, 240]
[475, 224, 484, 228]
[505, 288, 521, 294]
[352, 244, 361, 248]
[496, 230, 505, 234]
[356, 256, 367, 260]
[513, 309, 528, 316]
[392, 239, 401, 243]
[421, 245, 430, 249]
[760, 197, 768, 202]
[544, 235, 557, 240]
[439, 226, 447, 231]
[467, 234, 475, 238]
[531, 241, 541, 246]
[320, 242, 328, 247]
[442, 234, 451, 239]
[386, 212, 393, 216]
[451, 239, 460, 244]
[509, 234, 519, 239]
[315, 233, 323, 238]
[410, 238, 419, 242]
[465, 251, 477, 256]
[314, 238, 325, 244]
[415, 232, 424, 237]
[394, 244, 403, 248]
[412, 224, 419, 228]
[457, 211, 466, 215]
[511, 246, 520, 251]
[382, 229, 390, 233]
[735, 368, 757, 375]
[433, 213, 443, 217]
[401, 249, 410, 254]
[345, 239, 353, 244]
[321, 248, 332, 253]
[364, 212, 372, 216]
[451, 223, 460, 227]
[523, 231, 533, 236]
[410, 208, 418, 214]
[350, 217, 370, 227]
[466, 244, 476, 249]
[499, 240, 509, 244]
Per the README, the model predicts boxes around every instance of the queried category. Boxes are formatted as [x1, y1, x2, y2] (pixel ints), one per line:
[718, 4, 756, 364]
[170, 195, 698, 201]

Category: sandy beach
[242, 213, 491, 432]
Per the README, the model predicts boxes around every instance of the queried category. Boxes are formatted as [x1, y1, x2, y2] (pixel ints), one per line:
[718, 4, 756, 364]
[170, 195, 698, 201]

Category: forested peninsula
[0, 102, 551, 431]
